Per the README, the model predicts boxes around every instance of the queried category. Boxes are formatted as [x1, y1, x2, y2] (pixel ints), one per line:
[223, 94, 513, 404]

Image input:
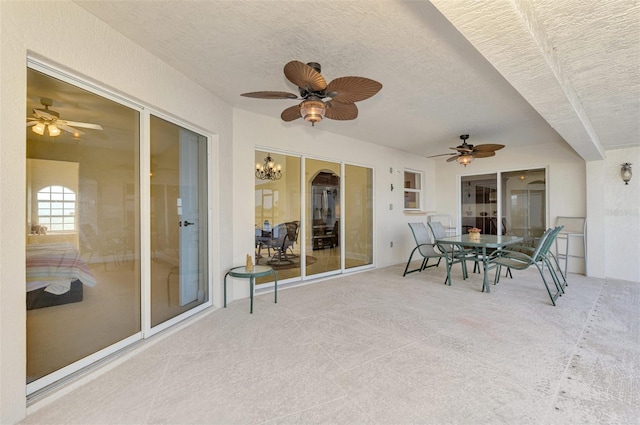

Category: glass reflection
[345, 164, 373, 269]
[150, 116, 209, 327]
[254, 151, 301, 284]
[306, 158, 341, 276]
[26, 68, 140, 384]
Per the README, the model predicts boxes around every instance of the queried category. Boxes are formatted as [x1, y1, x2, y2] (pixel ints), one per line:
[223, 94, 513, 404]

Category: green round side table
[224, 265, 277, 314]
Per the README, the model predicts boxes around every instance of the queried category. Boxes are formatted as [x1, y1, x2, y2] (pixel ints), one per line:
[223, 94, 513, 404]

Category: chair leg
[461, 258, 468, 280]
[506, 268, 512, 278]
[421, 258, 429, 271]
[444, 259, 452, 286]
[535, 263, 559, 306]
[494, 264, 502, 284]
[548, 251, 567, 288]
[403, 248, 422, 276]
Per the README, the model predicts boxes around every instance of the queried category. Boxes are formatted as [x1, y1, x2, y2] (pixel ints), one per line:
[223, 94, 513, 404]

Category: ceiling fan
[240, 60, 382, 126]
[27, 98, 103, 138]
[428, 134, 505, 166]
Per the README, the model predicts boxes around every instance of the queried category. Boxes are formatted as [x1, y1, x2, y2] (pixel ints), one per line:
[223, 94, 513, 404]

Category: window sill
[403, 210, 435, 216]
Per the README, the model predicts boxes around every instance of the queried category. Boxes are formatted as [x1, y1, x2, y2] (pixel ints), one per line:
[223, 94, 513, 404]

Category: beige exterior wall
[1, 1, 637, 424]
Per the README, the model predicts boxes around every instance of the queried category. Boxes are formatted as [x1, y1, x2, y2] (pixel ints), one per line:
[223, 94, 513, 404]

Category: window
[403, 170, 422, 210]
[37, 185, 76, 231]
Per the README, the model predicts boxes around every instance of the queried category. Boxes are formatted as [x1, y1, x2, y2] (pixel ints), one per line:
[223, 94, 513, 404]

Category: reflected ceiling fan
[27, 98, 103, 138]
[241, 60, 382, 126]
[428, 134, 505, 166]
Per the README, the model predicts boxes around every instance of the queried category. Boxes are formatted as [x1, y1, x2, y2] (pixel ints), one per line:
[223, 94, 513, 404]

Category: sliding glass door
[344, 164, 373, 269]
[25, 64, 211, 394]
[150, 116, 209, 327]
[306, 158, 341, 277]
[460, 169, 546, 241]
[26, 67, 141, 391]
[500, 169, 547, 240]
[254, 151, 373, 283]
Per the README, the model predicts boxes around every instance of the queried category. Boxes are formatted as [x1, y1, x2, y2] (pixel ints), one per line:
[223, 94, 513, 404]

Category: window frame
[403, 169, 423, 211]
[36, 185, 76, 232]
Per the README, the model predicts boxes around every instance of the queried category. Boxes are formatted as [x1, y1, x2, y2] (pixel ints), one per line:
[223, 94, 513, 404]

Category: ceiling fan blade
[58, 124, 85, 136]
[241, 91, 298, 100]
[281, 105, 301, 122]
[473, 144, 505, 153]
[427, 152, 457, 158]
[284, 61, 326, 92]
[59, 120, 103, 130]
[473, 151, 496, 159]
[450, 146, 473, 153]
[326, 77, 382, 103]
[325, 101, 358, 120]
[26, 121, 38, 127]
[446, 155, 460, 162]
[33, 109, 57, 120]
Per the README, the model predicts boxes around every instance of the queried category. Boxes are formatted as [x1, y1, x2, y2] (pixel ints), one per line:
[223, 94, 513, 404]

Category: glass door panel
[461, 174, 498, 235]
[501, 169, 546, 241]
[150, 116, 208, 327]
[305, 158, 341, 276]
[26, 68, 140, 389]
[344, 164, 373, 269]
[254, 151, 301, 284]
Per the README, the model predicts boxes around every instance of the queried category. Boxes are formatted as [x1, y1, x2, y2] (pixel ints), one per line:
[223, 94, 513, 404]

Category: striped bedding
[26, 243, 97, 292]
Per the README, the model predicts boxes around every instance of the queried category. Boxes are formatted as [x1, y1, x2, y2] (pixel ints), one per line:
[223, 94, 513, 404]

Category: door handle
[183, 220, 194, 227]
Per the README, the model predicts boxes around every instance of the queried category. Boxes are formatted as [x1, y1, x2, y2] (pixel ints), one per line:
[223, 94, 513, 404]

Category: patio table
[434, 234, 523, 293]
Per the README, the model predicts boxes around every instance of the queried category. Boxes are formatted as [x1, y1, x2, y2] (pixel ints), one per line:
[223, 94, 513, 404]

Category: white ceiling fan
[26, 98, 103, 137]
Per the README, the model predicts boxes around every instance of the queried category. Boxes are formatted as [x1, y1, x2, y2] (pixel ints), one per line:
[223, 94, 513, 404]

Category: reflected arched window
[37, 185, 76, 231]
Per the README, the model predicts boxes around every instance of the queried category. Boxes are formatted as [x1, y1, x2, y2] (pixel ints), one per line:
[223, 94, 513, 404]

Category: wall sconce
[621, 162, 632, 185]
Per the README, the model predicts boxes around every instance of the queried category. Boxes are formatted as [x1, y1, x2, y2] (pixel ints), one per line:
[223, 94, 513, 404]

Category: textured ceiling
[70, 0, 638, 161]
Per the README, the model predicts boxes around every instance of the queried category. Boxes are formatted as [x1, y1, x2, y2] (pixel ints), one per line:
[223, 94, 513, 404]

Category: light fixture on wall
[621, 162, 632, 185]
[256, 153, 282, 180]
[456, 154, 474, 167]
[299, 98, 326, 126]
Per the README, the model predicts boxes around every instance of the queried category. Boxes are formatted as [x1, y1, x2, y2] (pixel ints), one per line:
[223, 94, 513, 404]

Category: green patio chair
[427, 221, 474, 279]
[503, 225, 566, 293]
[403, 222, 464, 286]
[490, 228, 562, 305]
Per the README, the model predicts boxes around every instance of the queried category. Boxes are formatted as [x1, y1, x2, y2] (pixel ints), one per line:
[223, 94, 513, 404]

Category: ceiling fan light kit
[457, 154, 474, 166]
[300, 98, 326, 126]
[27, 97, 103, 138]
[429, 134, 505, 166]
[241, 60, 382, 127]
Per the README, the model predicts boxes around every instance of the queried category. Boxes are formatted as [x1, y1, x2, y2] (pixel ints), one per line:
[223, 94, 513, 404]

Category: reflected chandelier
[256, 154, 282, 180]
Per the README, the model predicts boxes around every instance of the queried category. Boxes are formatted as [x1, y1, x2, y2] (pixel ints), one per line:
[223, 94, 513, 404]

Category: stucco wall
[2, 1, 637, 424]
[230, 108, 436, 300]
[1, 2, 232, 423]
[587, 147, 640, 281]
[432, 140, 588, 274]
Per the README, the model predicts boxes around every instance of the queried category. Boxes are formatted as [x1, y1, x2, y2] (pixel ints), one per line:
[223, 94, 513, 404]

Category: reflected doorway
[306, 159, 341, 277]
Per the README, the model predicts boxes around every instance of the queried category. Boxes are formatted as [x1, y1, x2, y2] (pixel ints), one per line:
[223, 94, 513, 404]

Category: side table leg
[250, 276, 254, 314]
[224, 272, 229, 308]
[273, 270, 278, 304]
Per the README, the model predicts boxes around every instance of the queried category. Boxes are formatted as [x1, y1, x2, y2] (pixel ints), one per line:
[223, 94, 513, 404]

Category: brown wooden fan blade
[241, 91, 298, 99]
[284, 61, 326, 92]
[473, 144, 505, 153]
[326, 77, 383, 103]
[473, 151, 496, 159]
[325, 101, 358, 120]
[446, 155, 460, 162]
[281, 104, 301, 122]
